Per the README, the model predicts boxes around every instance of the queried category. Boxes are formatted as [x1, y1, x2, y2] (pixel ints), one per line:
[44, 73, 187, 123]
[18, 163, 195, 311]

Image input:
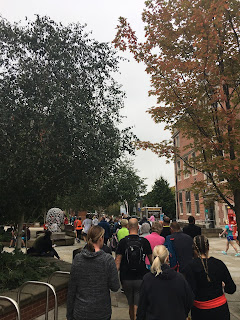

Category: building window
[185, 191, 191, 214]
[194, 193, 200, 215]
[183, 156, 190, 179]
[179, 191, 183, 215]
[192, 152, 197, 175]
[175, 134, 180, 147]
[177, 160, 181, 181]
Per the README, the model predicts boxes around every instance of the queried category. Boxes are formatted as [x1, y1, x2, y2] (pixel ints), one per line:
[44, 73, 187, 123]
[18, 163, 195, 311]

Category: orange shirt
[75, 219, 82, 230]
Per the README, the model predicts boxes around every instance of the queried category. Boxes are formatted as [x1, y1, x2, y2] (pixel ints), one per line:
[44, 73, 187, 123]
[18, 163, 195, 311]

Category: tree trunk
[233, 189, 240, 238]
[16, 213, 24, 249]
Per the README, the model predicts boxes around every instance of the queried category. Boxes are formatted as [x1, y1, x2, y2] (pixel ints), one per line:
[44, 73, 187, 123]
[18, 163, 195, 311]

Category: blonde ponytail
[151, 245, 169, 276]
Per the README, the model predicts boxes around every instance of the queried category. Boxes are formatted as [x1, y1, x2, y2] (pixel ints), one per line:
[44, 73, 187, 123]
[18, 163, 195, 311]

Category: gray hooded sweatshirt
[66, 248, 120, 320]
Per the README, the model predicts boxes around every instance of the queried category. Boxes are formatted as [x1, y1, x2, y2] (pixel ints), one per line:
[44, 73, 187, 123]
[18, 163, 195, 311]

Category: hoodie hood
[157, 264, 177, 280]
[80, 247, 105, 259]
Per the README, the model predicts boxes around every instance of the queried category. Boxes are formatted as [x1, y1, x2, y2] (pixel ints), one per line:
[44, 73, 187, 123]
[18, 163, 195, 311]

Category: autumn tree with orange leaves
[114, 0, 240, 231]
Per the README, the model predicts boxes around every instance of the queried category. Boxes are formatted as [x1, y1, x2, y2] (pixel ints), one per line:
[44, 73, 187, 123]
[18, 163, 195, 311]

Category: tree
[58, 160, 146, 213]
[0, 16, 134, 245]
[143, 177, 176, 219]
[114, 0, 240, 231]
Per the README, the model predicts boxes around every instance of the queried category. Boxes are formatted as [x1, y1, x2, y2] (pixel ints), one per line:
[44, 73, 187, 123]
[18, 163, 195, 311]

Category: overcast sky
[1, 0, 175, 191]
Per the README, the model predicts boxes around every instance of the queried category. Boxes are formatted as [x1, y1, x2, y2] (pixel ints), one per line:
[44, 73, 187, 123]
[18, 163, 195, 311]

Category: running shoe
[235, 253, 240, 257]
[222, 251, 227, 255]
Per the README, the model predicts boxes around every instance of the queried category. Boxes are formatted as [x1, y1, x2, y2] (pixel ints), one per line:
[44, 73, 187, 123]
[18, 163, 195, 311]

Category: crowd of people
[4, 212, 237, 319]
[66, 214, 238, 320]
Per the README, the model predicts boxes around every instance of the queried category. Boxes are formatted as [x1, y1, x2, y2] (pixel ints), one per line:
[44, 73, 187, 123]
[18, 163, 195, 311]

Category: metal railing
[48, 271, 70, 284]
[46, 271, 70, 320]
[17, 281, 58, 320]
[0, 296, 21, 320]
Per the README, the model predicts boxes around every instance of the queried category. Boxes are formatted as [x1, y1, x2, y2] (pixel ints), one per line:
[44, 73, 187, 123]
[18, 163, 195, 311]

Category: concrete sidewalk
[30, 237, 240, 320]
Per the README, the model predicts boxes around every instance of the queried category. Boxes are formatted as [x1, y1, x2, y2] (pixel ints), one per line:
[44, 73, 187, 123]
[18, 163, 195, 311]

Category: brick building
[173, 130, 230, 228]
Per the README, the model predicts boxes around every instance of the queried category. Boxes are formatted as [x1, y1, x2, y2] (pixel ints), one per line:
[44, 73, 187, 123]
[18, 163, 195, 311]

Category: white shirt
[92, 218, 99, 226]
[82, 218, 92, 233]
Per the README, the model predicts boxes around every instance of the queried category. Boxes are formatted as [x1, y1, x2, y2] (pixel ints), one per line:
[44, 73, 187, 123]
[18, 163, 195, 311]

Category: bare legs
[225, 240, 238, 253]
[129, 305, 138, 320]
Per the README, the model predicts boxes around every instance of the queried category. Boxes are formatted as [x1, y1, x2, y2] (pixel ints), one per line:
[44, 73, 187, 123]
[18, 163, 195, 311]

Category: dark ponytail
[193, 235, 211, 282]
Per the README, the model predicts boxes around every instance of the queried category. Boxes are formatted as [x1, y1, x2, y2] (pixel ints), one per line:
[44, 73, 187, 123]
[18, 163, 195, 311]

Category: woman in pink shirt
[144, 222, 165, 269]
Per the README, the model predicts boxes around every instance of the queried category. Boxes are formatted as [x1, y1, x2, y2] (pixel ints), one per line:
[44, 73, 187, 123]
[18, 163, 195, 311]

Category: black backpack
[125, 236, 144, 271]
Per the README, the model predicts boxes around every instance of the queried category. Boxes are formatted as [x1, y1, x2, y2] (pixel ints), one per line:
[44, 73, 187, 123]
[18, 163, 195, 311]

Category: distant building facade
[173, 130, 231, 228]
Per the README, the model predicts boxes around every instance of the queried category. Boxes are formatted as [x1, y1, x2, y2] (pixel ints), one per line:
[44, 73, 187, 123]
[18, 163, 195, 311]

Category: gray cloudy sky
[1, 0, 175, 191]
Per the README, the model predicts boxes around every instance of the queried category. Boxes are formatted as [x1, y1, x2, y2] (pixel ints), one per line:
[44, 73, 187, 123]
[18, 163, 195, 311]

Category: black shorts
[122, 280, 142, 306]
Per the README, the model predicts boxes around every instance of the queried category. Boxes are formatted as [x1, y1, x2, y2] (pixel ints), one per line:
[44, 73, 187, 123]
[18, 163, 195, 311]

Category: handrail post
[0, 296, 21, 320]
[17, 281, 58, 320]
[46, 271, 70, 320]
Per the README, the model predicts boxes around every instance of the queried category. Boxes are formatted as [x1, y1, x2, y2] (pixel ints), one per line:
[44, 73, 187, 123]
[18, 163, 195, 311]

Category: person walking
[139, 223, 151, 237]
[117, 219, 129, 241]
[82, 214, 92, 242]
[165, 221, 193, 272]
[92, 215, 99, 226]
[219, 220, 240, 256]
[136, 245, 193, 320]
[98, 216, 111, 245]
[149, 214, 155, 223]
[67, 226, 120, 320]
[139, 216, 150, 226]
[183, 216, 201, 238]
[160, 216, 171, 238]
[183, 235, 236, 320]
[74, 217, 83, 243]
[9, 226, 17, 248]
[144, 222, 165, 269]
[115, 218, 152, 320]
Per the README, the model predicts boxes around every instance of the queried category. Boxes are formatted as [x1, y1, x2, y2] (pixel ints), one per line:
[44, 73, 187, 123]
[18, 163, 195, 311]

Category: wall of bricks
[173, 130, 230, 227]
[1, 287, 67, 320]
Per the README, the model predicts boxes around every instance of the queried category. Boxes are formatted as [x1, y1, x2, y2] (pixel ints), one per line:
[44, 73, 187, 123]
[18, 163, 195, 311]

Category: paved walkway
[5, 237, 240, 319]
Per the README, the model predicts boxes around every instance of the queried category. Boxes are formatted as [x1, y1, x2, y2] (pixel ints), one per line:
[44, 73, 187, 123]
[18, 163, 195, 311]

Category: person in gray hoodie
[67, 225, 120, 320]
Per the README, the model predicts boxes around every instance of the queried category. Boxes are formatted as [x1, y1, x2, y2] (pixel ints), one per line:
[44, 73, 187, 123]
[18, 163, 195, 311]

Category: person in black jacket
[98, 216, 111, 244]
[160, 216, 171, 238]
[27, 230, 60, 259]
[165, 221, 193, 272]
[137, 245, 193, 320]
[183, 235, 236, 320]
[183, 216, 201, 239]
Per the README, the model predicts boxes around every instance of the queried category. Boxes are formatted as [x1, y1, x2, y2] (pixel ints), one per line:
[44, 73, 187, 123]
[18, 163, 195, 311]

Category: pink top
[144, 232, 165, 265]
[149, 215, 155, 222]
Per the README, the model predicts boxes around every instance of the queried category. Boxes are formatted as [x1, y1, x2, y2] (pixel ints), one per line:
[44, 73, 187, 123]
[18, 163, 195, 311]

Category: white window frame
[179, 191, 183, 215]
[185, 191, 192, 215]
[194, 193, 200, 215]
[175, 134, 180, 147]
